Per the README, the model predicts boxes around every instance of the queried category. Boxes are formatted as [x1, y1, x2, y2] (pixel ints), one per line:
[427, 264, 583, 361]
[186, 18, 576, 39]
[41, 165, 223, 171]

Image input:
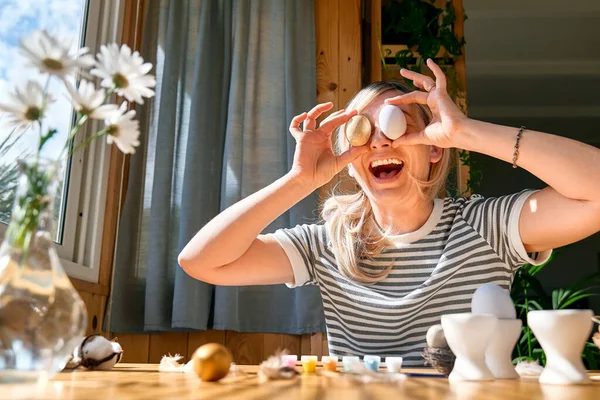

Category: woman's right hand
[288, 102, 369, 189]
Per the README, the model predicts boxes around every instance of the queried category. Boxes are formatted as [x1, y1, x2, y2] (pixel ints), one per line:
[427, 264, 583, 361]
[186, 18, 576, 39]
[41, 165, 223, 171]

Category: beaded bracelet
[512, 126, 526, 168]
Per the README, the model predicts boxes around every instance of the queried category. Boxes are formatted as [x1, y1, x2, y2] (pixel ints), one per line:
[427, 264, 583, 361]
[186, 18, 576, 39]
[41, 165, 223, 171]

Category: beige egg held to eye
[378, 104, 407, 140]
[345, 114, 371, 146]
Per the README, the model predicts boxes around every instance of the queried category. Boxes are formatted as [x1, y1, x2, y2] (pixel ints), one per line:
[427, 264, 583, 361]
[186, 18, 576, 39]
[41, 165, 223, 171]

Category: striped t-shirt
[269, 190, 551, 366]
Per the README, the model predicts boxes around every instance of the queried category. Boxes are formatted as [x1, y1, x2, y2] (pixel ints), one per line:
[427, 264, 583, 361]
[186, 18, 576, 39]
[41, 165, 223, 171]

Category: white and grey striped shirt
[270, 190, 551, 366]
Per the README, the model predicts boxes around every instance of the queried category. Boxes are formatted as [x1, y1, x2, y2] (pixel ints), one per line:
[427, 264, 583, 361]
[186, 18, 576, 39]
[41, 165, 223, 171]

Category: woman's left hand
[384, 58, 467, 149]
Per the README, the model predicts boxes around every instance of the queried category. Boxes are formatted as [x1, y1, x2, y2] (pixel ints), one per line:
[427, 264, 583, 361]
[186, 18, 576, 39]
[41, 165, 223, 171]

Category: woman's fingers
[337, 144, 369, 169]
[400, 68, 436, 93]
[304, 102, 334, 131]
[426, 58, 447, 90]
[290, 104, 356, 141]
[385, 91, 428, 106]
[319, 109, 358, 135]
[400, 59, 447, 92]
[391, 130, 428, 147]
[320, 108, 347, 124]
[289, 112, 308, 139]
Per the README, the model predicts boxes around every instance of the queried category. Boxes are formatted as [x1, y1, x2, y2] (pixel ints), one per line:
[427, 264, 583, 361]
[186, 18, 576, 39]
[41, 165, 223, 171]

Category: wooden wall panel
[310, 333, 324, 358]
[366, 0, 382, 82]
[78, 291, 107, 336]
[315, 0, 340, 112]
[337, 0, 362, 108]
[187, 331, 226, 361]
[148, 332, 189, 363]
[225, 332, 265, 365]
[262, 333, 301, 358]
[321, 335, 329, 355]
[316, 0, 363, 198]
[300, 334, 312, 356]
[112, 333, 150, 363]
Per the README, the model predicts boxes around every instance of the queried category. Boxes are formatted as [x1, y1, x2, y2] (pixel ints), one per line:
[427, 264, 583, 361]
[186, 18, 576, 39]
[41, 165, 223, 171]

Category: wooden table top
[4, 363, 600, 400]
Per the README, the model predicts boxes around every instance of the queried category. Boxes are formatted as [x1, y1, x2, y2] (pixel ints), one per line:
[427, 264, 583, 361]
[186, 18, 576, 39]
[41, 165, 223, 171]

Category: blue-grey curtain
[105, 0, 325, 334]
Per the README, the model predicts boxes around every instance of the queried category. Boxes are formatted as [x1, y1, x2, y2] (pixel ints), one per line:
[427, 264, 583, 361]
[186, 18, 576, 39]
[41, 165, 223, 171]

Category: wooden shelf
[381, 44, 451, 60]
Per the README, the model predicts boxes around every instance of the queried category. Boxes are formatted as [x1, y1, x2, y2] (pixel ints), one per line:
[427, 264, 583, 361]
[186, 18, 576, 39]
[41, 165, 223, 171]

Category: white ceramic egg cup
[528, 309, 593, 385]
[441, 313, 498, 381]
[485, 319, 521, 379]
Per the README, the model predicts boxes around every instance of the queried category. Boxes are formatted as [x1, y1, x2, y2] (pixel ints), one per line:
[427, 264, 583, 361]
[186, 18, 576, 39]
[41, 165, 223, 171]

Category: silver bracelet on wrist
[512, 126, 526, 168]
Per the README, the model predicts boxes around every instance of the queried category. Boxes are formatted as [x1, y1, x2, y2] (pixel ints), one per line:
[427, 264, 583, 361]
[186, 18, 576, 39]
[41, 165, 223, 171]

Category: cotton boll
[378, 105, 406, 140]
[345, 115, 371, 146]
[471, 283, 516, 320]
[78, 334, 124, 370]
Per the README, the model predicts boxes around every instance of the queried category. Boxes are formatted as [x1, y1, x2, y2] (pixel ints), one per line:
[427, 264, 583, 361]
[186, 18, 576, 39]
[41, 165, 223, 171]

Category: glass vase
[0, 158, 87, 383]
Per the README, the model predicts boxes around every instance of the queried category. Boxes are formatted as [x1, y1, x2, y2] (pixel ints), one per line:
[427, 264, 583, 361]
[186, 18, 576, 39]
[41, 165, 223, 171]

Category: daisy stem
[38, 75, 52, 151]
[59, 86, 116, 160]
[69, 130, 107, 158]
[58, 112, 88, 160]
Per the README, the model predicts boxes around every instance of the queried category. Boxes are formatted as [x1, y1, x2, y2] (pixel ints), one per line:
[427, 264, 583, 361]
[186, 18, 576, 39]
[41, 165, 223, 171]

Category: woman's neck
[371, 196, 435, 235]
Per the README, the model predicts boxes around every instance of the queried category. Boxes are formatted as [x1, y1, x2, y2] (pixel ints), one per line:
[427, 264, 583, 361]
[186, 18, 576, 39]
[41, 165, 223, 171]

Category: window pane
[0, 0, 88, 243]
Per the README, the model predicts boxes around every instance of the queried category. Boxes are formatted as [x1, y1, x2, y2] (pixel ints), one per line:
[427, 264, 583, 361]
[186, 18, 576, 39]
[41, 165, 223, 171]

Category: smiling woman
[179, 58, 600, 365]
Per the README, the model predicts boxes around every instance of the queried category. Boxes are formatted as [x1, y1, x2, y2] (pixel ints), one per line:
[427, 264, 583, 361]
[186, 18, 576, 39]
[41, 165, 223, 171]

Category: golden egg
[192, 343, 233, 382]
[345, 114, 371, 147]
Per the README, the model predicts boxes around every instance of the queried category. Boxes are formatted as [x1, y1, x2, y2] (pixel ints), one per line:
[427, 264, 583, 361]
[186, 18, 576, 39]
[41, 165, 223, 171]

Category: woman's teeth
[370, 158, 403, 168]
[369, 159, 404, 180]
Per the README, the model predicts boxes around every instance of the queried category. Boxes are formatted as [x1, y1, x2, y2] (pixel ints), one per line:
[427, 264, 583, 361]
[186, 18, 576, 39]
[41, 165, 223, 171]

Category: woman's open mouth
[369, 158, 404, 181]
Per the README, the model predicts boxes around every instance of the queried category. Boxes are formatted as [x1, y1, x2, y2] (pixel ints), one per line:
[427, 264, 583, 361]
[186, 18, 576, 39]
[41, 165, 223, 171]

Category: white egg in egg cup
[441, 313, 497, 381]
[469, 283, 522, 379]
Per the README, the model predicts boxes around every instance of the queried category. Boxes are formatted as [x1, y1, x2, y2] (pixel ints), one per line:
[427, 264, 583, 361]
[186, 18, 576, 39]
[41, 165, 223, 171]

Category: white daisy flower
[20, 30, 95, 78]
[66, 79, 118, 120]
[0, 81, 52, 129]
[104, 102, 140, 154]
[91, 44, 156, 105]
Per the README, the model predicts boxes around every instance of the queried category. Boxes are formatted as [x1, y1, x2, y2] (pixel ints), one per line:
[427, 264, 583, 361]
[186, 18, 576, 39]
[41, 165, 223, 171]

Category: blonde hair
[321, 81, 452, 284]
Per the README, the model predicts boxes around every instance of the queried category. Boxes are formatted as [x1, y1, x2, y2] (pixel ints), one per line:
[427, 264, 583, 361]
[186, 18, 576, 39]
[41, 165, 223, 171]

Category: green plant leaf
[395, 49, 414, 70]
[512, 355, 533, 364]
[551, 289, 560, 309]
[526, 299, 544, 310]
[417, 34, 441, 60]
[558, 292, 598, 309]
[583, 343, 599, 370]
[439, 29, 462, 56]
[39, 128, 58, 151]
[522, 274, 550, 300]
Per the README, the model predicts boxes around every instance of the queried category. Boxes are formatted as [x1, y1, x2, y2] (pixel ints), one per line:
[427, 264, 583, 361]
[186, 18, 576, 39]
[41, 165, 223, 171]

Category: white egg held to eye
[471, 283, 517, 320]
[378, 105, 407, 140]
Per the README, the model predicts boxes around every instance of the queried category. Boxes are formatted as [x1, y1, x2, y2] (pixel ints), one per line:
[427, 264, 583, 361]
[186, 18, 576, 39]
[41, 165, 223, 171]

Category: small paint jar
[363, 355, 381, 372]
[281, 355, 298, 369]
[321, 356, 339, 372]
[342, 356, 360, 372]
[301, 356, 318, 373]
[385, 357, 403, 373]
